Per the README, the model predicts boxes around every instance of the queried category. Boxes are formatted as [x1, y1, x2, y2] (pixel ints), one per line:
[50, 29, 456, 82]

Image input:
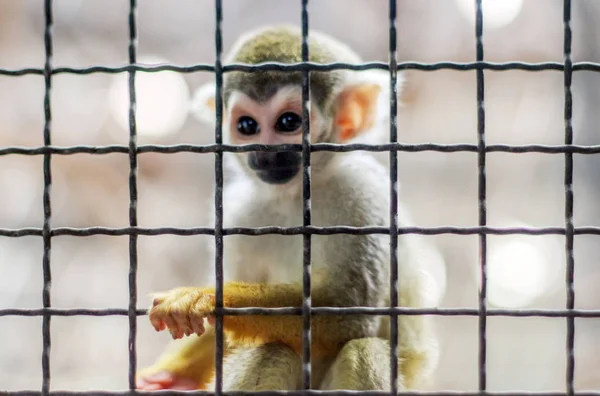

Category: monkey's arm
[149, 282, 349, 358]
[137, 328, 223, 390]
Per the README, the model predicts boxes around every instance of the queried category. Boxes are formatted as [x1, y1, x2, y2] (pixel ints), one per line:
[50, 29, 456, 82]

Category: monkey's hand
[149, 287, 218, 339]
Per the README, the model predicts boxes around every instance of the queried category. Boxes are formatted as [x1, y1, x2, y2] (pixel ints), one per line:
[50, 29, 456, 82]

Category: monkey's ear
[334, 70, 403, 143]
[334, 83, 382, 142]
[190, 82, 222, 127]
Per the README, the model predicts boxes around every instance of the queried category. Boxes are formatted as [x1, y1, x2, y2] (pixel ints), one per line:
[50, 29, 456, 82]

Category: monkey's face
[227, 88, 324, 185]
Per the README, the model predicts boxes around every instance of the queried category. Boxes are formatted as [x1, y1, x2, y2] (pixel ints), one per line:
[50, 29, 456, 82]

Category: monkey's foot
[149, 287, 217, 339]
[136, 371, 199, 390]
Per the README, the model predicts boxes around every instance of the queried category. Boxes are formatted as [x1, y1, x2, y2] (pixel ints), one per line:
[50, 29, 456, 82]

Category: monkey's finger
[161, 312, 180, 334]
[191, 317, 206, 336]
[149, 311, 167, 332]
[183, 317, 194, 337]
[166, 316, 185, 339]
[155, 321, 167, 332]
[207, 314, 216, 327]
[169, 327, 184, 340]
[172, 311, 194, 337]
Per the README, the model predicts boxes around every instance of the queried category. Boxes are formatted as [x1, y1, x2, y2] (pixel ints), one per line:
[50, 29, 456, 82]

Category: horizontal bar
[2, 390, 600, 396]
[1, 225, 600, 238]
[3, 143, 600, 156]
[222, 307, 600, 318]
[0, 308, 147, 317]
[1, 306, 599, 318]
[1, 61, 600, 76]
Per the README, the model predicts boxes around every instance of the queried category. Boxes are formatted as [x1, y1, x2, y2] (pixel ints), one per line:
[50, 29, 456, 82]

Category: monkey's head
[191, 25, 401, 186]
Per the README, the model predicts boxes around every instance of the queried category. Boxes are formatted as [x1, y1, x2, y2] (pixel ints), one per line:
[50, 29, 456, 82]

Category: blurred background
[0, 0, 599, 392]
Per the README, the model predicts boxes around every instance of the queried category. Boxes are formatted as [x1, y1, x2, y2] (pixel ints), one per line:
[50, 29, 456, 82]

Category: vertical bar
[387, 0, 399, 394]
[213, 0, 225, 394]
[475, 0, 488, 392]
[127, 0, 139, 390]
[41, 1, 53, 394]
[300, 0, 313, 390]
[563, 1, 575, 394]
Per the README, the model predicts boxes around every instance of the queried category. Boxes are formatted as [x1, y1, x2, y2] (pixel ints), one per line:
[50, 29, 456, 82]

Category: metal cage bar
[5, 142, 600, 156]
[562, 0, 576, 394]
[4, 225, 600, 238]
[300, 0, 313, 390]
[4, 390, 600, 396]
[213, 0, 225, 393]
[1, 305, 599, 318]
[474, 0, 487, 392]
[2, 61, 600, 76]
[126, 0, 139, 391]
[387, 0, 400, 393]
[41, 0, 53, 395]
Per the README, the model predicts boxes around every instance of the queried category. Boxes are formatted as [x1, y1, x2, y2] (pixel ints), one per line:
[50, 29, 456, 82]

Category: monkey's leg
[319, 338, 399, 391]
[395, 315, 439, 389]
[137, 327, 223, 390]
[206, 343, 302, 391]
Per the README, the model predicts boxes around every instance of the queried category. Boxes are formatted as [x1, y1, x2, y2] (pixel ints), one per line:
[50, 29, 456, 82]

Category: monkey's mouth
[256, 166, 300, 184]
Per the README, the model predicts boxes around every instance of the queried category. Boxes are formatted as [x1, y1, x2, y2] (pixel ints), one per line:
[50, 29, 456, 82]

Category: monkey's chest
[223, 205, 325, 284]
[229, 234, 304, 282]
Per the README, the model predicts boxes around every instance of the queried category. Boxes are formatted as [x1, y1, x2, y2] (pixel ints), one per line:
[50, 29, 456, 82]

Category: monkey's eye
[275, 112, 302, 133]
[237, 116, 260, 136]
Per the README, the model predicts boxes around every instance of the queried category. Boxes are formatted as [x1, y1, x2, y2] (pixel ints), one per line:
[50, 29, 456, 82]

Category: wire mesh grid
[1, 0, 600, 395]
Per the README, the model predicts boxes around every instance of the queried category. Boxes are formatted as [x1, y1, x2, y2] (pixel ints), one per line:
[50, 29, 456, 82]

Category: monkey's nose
[248, 152, 275, 170]
[248, 151, 300, 171]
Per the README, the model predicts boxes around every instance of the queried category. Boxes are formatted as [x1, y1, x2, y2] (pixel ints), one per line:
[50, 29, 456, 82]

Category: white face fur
[189, 63, 397, 188]
[225, 86, 326, 186]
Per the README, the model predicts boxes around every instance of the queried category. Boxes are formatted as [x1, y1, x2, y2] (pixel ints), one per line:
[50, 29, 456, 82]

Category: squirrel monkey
[137, 25, 443, 391]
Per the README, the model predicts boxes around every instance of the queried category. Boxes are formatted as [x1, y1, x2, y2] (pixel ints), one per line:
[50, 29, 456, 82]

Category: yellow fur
[136, 330, 218, 389]
[149, 282, 358, 358]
